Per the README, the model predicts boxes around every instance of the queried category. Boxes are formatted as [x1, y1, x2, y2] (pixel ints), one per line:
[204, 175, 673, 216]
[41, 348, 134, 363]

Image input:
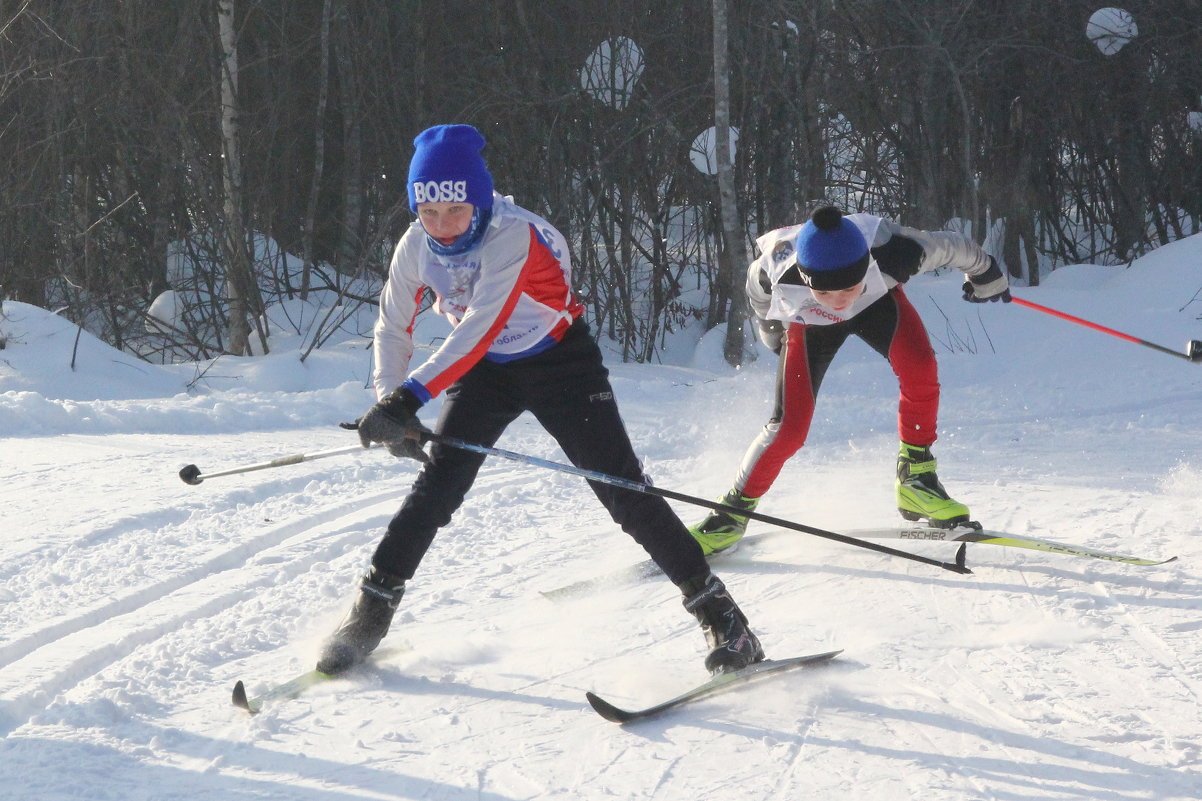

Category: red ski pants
[736, 286, 940, 498]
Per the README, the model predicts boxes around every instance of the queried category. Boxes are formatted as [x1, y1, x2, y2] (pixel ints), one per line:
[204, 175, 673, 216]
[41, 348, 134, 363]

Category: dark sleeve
[755, 265, 774, 293]
[871, 234, 925, 284]
[776, 264, 804, 286]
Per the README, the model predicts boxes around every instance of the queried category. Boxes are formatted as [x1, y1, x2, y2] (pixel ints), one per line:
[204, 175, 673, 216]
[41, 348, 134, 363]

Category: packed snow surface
[2, 237, 1201, 799]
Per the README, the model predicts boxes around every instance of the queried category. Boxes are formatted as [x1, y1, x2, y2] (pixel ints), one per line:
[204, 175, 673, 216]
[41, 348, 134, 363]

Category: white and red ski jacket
[372, 193, 584, 403]
[746, 213, 995, 326]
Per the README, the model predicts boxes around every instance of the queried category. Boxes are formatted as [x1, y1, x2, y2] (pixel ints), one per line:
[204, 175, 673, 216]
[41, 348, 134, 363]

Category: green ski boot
[895, 442, 970, 528]
[688, 489, 759, 555]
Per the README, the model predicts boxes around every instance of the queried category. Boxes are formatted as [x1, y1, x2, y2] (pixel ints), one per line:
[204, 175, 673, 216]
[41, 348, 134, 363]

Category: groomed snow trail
[3, 320, 1201, 800]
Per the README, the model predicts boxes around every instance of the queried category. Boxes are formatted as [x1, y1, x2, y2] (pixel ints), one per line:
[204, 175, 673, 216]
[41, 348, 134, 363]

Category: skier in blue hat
[689, 205, 1010, 555]
[319, 124, 763, 676]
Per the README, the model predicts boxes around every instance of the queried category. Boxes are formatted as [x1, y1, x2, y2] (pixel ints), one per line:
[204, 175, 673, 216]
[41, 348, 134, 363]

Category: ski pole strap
[425, 432, 972, 575]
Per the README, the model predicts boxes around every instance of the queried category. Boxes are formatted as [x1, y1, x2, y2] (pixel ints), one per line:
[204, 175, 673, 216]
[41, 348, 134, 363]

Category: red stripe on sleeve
[421, 227, 544, 397]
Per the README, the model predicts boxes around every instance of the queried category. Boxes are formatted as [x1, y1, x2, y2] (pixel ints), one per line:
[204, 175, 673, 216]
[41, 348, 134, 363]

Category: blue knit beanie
[794, 206, 870, 291]
[407, 124, 494, 212]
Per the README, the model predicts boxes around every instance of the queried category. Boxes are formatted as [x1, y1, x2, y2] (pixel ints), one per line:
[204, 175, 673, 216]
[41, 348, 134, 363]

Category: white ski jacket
[372, 193, 583, 403]
[747, 213, 996, 326]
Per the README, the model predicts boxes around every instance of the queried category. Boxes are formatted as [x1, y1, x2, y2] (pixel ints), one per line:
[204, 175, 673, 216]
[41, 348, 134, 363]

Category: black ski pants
[371, 320, 709, 586]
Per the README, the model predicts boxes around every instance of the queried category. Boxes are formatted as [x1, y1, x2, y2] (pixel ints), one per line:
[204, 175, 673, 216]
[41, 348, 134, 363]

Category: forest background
[1, 1, 1200, 366]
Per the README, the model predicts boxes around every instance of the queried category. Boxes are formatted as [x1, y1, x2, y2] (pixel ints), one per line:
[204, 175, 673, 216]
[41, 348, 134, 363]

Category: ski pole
[178, 444, 370, 485]
[422, 432, 972, 575]
[1011, 296, 1202, 363]
[179, 431, 971, 575]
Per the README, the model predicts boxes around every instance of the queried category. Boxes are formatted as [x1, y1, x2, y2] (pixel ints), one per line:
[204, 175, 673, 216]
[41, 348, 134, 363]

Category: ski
[541, 532, 787, 600]
[232, 670, 336, 714]
[546, 521, 1174, 600]
[586, 649, 842, 724]
[231, 645, 415, 714]
[847, 523, 1177, 566]
[541, 555, 673, 600]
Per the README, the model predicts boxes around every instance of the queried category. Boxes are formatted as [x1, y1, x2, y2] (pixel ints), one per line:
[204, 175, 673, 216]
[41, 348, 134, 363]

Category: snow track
[0, 429, 548, 735]
[3, 344, 1202, 798]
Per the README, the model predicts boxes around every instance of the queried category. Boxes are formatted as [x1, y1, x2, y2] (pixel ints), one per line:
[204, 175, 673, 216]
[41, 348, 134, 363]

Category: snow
[3, 237, 1202, 800]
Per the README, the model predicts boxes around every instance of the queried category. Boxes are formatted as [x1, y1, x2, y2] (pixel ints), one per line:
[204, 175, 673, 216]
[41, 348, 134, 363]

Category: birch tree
[216, 0, 265, 355]
[713, 0, 747, 366]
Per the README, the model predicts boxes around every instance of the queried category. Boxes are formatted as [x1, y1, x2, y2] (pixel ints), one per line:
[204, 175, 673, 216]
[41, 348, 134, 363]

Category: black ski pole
[423, 432, 971, 575]
[179, 430, 971, 574]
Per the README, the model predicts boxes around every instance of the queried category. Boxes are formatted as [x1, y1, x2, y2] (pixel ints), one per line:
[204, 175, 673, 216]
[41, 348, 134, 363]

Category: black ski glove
[962, 256, 1012, 303]
[349, 388, 432, 462]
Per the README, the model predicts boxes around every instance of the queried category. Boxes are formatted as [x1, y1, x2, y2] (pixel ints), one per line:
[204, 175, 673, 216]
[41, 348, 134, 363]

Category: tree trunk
[216, 0, 263, 356]
[300, 0, 334, 299]
[333, 0, 363, 277]
[713, 0, 746, 367]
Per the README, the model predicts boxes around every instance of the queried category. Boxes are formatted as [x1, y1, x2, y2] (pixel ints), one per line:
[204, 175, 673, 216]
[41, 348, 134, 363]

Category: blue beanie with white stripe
[407, 124, 495, 212]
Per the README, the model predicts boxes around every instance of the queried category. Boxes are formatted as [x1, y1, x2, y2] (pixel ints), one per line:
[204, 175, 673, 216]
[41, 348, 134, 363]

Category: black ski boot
[679, 573, 764, 674]
[316, 567, 405, 675]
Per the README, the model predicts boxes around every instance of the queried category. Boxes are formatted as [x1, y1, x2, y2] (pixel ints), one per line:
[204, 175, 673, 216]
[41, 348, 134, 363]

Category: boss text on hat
[413, 180, 469, 204]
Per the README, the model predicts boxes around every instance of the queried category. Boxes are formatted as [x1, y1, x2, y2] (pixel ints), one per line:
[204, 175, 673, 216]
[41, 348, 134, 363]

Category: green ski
[232, 670, 335, 714]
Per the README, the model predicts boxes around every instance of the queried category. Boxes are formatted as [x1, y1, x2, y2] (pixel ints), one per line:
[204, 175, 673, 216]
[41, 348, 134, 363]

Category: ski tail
[955, 530, 1176, 565]
[587, 649, 843, 724]
[848, 524, 1176, 566]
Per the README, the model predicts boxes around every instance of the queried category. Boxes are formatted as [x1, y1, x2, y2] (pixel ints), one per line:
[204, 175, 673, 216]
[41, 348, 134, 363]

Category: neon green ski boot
[895, 442, 970, 528]
[688, 489, 759, 555]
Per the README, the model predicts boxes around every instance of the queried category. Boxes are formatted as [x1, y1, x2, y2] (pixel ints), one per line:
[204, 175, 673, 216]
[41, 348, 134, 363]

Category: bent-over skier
[689, 205, 1011, 555]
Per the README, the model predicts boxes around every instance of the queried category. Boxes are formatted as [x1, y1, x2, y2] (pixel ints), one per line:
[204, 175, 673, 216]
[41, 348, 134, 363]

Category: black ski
[586, 649, 843, 723]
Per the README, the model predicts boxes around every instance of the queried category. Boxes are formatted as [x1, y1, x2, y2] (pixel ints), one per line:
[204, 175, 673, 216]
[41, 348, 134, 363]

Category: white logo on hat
[413, 180, 468, 204]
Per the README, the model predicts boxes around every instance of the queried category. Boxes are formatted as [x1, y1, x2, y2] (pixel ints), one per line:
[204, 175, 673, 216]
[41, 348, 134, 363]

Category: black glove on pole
[353, 387, 432, 462]
[962, 256, 1012, 303]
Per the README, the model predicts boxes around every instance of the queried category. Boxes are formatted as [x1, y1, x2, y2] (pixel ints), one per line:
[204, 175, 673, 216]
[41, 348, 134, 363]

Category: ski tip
[232, 680, 256, 714]
[585, 691, 635, 724]
[756, 649, 844, 671]
[811, 648, 845, 661]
